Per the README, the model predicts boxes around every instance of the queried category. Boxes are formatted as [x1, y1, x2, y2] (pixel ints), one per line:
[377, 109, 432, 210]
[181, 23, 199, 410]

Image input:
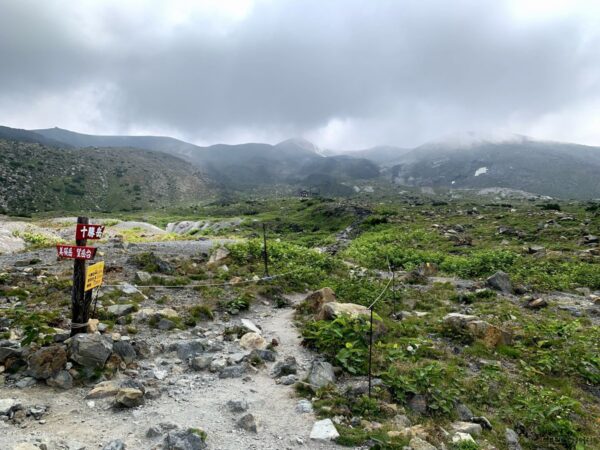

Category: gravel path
[1, 291, 344, 450]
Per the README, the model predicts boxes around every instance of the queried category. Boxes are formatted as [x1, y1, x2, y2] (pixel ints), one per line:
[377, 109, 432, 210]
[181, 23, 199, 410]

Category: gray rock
[16, 377, 37, 388]
[390, 414, 411, 429]
[0, 398, 22, 415]
[0, 346, 21, 364]
[307, 360, 335, 390]
[219, 364, 245, 379]
[227, 399, 249, 413]
[164, 429, 207, 450]
[147, 422, 179, 439]
[248, 349, 276, 362]
[27, 345, 67, 379]
[107, 304, 135, 317]
[113, 341, 137, 364]
[296, 399, 313, 414]
[506, 428, 522, 450]
[27, 405, 47, 419]
[279, 374, 297, 385]
[271, 356, 298, 378]
[309, 419, 339, 441]
[409, 436, 437, 450]
[237, 413, 259, 433]
[102, 440, 126, 450]
[455, 403, 473, 421]
[68, 334, 113, 368]
[157, 319, 176, 330]
[174, 340, 207, 360]
[240, 319, 261, 335]
[46, 370, 73, 389]
[191, 356, 212, 371]
[451, 421, 482, 436]
[486, 271, 512, 293]
[135, 271, 152, 283]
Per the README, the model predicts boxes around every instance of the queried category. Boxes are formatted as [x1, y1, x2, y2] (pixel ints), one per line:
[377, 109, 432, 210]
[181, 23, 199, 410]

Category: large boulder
[486, 271, 513, 293]
[27, 345, 67, 379]
[307, 360, 336, 390]
[318, 302, 370, 320]
[444, 313, 512, 348]
[304, 288, 336, 312]
[0, 346, 22, 364]
[67, 334, 113, 368]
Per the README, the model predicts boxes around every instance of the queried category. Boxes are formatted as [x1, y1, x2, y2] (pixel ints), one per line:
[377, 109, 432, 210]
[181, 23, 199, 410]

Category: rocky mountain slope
[33, 128, 380, 192]
[389, 135, 600, 199]
[0, 139, 214, 215]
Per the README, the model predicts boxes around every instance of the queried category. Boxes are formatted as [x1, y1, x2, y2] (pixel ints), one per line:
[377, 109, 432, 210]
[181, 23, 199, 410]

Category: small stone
[271, 356, 298, 378]
[135, 271, 152, 283]
[16, 377, 37, 388]
[506, 428, 522, 450]
[239, 332, 267, 350]
[12, 444, 40, 450]
[0, 398, 22, 415]
[219, 365, 245, 379]
[455, 403, 473, 421]
[390, 414, 411, 429]
[163, 429, 207, 450]
[451, 421, 482, 436]
[227, 399, 249, 413]
[240, 319, 261, 335]
[107, 304, 135, 317]
[114, 388, 144, 408]
[526, 298, 548, 309]
[486, 271, 513, 293]
[279, 374, 297, 385]
[318, 302, 370, 320]
[157, 319, 176, 330]
[191, 356, 212, 371]
[408, 437, 437, 450]
[296, 399, 313, 414]
[102, 440, 126, 450]
[309, 419, 339, 441]
[452, 432, 475, 444]
[237, 413, 259, 433]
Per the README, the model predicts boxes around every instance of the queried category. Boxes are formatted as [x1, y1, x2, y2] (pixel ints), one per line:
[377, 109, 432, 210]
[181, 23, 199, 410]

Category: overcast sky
[0, 0, 599, 149]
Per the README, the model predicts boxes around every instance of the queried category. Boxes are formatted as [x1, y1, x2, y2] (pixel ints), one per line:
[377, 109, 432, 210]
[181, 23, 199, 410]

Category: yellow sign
[85, 261, 104, 291]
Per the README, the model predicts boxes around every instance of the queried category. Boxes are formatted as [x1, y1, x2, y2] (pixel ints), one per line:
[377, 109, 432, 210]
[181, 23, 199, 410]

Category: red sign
[56, 245, 97, 260]
[75, 224, 105, 240]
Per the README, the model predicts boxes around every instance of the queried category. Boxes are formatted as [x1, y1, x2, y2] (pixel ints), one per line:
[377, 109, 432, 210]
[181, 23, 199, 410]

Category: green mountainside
[0, 139, 214, 215]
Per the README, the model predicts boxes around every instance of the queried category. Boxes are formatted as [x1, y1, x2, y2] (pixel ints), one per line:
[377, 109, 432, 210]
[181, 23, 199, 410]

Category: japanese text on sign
[75, 224, 106, 241]
[85, 261, 104, 291]
[56, 245, 97, 260]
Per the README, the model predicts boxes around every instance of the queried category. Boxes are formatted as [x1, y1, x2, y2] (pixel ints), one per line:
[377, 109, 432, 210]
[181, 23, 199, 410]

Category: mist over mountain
[0, 125, 595, 207]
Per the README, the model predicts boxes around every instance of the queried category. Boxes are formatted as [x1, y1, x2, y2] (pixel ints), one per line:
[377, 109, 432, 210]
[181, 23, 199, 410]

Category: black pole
[368, 306, 374, 398]
[71, 216, 90, 336]
[392, 265, 396, 316]
[262, 223, 270, 277]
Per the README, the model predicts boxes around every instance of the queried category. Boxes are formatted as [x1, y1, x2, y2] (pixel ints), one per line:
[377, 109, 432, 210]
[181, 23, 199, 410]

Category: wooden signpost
[56, 217, 104, 336]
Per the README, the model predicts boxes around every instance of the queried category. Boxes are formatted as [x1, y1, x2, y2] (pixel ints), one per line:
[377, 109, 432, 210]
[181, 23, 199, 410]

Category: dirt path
[1, 294, 343, 450]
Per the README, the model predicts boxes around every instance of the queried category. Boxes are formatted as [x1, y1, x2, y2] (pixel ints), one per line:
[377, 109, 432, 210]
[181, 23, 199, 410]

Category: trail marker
[75, 223, 105, 240]
[57, 244, 97, 260]
[85, 261, 104, 291]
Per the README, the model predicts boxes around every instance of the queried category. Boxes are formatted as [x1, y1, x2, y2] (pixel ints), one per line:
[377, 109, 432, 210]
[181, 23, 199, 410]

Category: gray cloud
[0, 0, 598, 148]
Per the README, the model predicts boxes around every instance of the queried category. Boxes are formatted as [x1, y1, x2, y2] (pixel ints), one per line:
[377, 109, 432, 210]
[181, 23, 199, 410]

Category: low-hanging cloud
[0, 0, 599, 149]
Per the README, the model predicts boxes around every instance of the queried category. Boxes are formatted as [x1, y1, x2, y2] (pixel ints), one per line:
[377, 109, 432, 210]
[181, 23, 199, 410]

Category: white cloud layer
[0, 0, 599, 149]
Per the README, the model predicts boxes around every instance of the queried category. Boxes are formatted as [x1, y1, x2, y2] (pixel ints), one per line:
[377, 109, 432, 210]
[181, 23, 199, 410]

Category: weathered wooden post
[71, 216, 90, 336]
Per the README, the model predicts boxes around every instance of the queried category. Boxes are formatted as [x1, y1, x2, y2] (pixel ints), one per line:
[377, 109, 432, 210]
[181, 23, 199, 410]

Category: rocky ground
[0, 237, 347, 450]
